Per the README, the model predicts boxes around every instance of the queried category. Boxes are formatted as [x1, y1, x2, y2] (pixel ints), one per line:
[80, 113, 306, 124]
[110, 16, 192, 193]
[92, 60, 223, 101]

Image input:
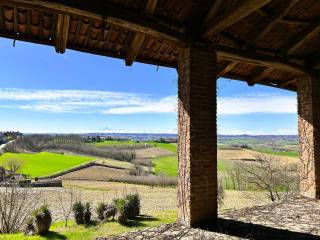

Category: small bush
[72, 202, 85, 225]
[113, 198, 129, 225]
[96, 203, 117, 222]
[32, 205, 52, 235]
[96, 203, 106, 221]
[104, 205, 117, 221]
[113, 192, 141, 225]
[84, 202, 91, 224]
[125, 193, 140, 219]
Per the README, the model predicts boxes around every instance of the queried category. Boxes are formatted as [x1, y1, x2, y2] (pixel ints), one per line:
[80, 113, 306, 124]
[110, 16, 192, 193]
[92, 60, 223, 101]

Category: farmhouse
[0, 0, 319, 234]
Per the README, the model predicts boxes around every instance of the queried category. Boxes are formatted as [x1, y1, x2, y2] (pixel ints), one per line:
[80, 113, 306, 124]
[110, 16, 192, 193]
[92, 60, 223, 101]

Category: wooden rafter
[125, 33, 146, 66]
[217, 61, 238, 78]
[13, 7, 17, 33]
[125, 0, 158, 66]
[1, 0, 186, 46]
[26, 8, 31, 35]
[253, 0, 299, 43]
[281, 77, 297, 87]
[247, 67, 272, 86]
[54, 14, 70, 53]
[202, 0, 223, 25]
[145, 0, 158, 15]
[285, 21, 320, 55]
[0, 6, 4, 30]
[201, 0, 271, 38]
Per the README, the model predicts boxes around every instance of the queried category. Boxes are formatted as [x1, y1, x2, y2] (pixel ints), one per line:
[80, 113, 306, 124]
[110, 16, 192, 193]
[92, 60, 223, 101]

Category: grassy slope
[255, 148, 299, 158]
[0, 152, 93, 178]
[147, 142, 177, 153]
[0, 210, 177, 240]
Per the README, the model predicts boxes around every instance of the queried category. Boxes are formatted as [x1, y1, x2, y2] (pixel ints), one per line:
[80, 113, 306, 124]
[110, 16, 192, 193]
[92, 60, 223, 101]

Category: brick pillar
[297, 74, 320, 198]
[177, 46, 217, 227]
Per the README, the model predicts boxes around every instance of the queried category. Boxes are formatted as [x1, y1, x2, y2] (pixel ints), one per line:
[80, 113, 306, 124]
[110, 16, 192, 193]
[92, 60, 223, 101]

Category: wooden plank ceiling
[0, 0, 319, 91]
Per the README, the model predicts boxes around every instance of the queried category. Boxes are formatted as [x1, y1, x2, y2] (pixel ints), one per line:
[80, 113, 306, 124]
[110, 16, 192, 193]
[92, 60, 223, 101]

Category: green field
[0, 210, 177, 240]
[255, 148, 299, 158]
[148, 142, 177, 153]
[0, 152, 94, 178]
[153, 156, 178, 177]
[152, 156, 231, 177]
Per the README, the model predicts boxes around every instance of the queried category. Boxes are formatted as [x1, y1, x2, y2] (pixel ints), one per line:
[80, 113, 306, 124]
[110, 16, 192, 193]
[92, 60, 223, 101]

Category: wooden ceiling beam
[217, 61, 238, 78]
[223, 72, 296, 92]
[0, 0, 186, 46]
[201, 0, 271, 38]
[253, 0, 299, 43]
[215, 46, 307, 75]
[125, 0, 158, 66]
[285, 21, 320, 55]
[54, 14, 70, 53]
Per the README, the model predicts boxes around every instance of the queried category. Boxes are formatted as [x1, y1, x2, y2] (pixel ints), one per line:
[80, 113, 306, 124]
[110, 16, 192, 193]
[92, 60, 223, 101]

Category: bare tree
[3, 158, 23, 174]
[0, 184, 40, 233]
[57, 189, 80, 227]
[237, 154, 299, 202]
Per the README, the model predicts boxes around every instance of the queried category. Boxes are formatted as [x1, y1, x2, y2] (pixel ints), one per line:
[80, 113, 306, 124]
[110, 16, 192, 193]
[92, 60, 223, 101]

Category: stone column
[177, 46, 217, 227]
[297, 74, 320, 198]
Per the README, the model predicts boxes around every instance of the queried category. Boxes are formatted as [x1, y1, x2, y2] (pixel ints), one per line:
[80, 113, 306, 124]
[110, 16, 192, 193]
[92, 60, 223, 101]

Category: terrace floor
[98, 197, 320, 240]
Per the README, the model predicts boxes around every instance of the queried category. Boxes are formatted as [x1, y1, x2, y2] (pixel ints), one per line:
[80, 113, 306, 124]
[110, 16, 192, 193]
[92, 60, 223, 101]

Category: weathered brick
[177, 46, 217, 227]
[297, 74, 320, 198]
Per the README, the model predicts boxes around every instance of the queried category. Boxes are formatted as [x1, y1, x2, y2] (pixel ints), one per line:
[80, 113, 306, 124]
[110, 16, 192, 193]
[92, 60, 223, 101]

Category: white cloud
[217, 94, 297, 115]
[0, 88, 297, 116]
[218, 129, 297, 135]
[103, 96, 176, 114]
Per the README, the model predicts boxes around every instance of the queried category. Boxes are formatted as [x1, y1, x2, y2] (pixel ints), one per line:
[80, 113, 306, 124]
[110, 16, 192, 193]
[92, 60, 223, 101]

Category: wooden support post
[297, 73, 320, 198]
[177, 47, 217, 227]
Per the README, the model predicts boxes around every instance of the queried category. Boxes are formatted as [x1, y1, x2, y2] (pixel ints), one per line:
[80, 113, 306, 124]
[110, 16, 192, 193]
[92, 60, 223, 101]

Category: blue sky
[0, 38, 297, 134]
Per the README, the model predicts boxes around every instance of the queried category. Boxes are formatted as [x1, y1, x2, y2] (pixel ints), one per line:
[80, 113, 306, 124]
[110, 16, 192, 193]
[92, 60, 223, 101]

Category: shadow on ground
[42, 231, 67, 240]
[205, 218, 320, 240]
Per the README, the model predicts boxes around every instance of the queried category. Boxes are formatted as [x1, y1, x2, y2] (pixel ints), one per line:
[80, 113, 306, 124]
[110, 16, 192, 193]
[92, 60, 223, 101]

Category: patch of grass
[0, 152, 93, 178]
[148, 142, 177, 153]
[0, 210, 177, 240]
[255, 148, 299, 158]
[218, 159, 232, 172]
[153, 155, 231, 177]
[153, 156, 178, 177]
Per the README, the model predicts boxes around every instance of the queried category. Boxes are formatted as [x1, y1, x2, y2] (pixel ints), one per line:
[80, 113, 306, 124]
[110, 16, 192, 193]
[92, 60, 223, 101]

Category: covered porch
[0, 0, 320, 232]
